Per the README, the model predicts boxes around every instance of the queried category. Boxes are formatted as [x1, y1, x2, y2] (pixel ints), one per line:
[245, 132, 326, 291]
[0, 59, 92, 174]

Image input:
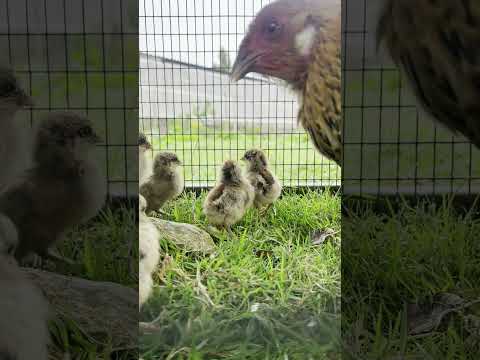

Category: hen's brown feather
[377, 0, 480, 147]
[299, 15, 342, 164]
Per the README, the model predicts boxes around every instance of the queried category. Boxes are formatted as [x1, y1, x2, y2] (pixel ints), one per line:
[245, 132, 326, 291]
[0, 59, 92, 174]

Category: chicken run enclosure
[0, 0, 138, 199]
[4, 0, 479, 196]
[342, 0, 480, 196]
[139, 0, 341, 189]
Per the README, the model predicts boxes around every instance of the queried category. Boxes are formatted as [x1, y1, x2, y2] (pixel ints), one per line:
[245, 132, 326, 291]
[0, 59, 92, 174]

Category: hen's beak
[230, 42, 258, 82]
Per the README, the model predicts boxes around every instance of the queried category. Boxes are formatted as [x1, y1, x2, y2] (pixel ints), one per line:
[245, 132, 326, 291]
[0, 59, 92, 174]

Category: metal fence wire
[342, 0, 480, 196]
[0, 0, 138, 198]
[139, 0, 340, 189]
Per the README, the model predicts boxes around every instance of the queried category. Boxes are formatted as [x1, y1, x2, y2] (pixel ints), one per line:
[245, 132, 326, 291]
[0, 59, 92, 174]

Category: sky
[139, 0, 272, 68]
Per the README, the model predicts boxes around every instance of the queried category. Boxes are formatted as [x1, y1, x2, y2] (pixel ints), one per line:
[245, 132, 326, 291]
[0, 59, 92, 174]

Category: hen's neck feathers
[292, 10, 340, 93]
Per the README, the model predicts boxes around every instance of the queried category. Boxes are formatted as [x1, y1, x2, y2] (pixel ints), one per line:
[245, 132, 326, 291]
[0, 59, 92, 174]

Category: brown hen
[377, 0, 480, 147]
[231, 0, 342, 165]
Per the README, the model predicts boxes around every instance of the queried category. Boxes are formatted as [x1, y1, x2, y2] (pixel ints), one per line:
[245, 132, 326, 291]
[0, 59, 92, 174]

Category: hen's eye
[267, 21, 280, 34]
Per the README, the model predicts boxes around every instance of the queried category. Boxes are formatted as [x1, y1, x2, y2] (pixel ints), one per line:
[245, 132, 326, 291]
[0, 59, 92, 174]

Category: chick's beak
[90, 133, 102, 144]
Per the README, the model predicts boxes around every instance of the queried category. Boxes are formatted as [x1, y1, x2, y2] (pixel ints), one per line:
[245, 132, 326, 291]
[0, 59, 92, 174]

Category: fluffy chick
[140, 152, 184, 214]
[242, 149, 282, 212]
[138, 133, 153, 186]
[0, 67, 34, 191]
[138, 194, 160, 309]
[231, 0, 341, 165]
[377, 0, 480, 148]
[0, 212, 50, 360]
[203, 160, 254, 232]
[0, 112, 106, 263]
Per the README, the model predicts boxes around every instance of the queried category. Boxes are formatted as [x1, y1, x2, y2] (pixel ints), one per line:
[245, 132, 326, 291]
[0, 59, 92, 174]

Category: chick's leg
[45, 247, 77, 265]
[259, 204, 272, 216]
[19, 253, 44, 268]
[45, 247, 85, 274]
[156, 205, 169, 217]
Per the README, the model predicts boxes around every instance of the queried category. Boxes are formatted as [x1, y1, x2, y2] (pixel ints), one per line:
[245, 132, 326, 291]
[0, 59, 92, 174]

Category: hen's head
[231, 0, 337, 90]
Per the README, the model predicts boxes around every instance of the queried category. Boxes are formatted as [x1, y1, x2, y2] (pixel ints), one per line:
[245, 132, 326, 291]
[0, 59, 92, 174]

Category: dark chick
[139, 151, 184, 213]
[0, 67, 34, 190]
[139, 133, 153, 186]
[231, 0, 341, 165]
[0, 112, 106, 263]
[377, 0, 480, 148]
[242, 149, 282, 212]
[203, 160, 255, 232]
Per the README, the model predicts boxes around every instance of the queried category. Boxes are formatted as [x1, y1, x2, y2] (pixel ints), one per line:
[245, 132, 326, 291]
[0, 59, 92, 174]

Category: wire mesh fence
[139, 0, 340, 189]
[0, 0, 138, 198]
[342, 0, 480, 196]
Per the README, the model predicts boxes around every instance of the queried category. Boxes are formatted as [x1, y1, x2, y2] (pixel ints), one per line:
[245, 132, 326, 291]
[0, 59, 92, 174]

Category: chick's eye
[79, 127, 92, 137]
[1, 82, 16, 95]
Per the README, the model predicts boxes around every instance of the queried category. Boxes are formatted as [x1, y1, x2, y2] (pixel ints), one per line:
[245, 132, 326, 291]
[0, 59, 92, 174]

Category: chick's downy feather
[138, 195, 160, 309]
[0, 112, 106, 261]
[0, 213, 50, 360]
[140, 152, 183, 213]
[0, 67, 34, 191]
[377, 0, 480, 147]
[243, 149, 282, 208]
[203, 160, 254, 229]
[139, 133, 153, 186]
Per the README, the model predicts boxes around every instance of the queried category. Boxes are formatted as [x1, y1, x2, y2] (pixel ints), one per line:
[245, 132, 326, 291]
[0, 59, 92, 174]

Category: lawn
[45, 203, 139, 359]
[342, 197, 480, 359]
[142, 118, 340, 188]
[140, 189, 341, 359]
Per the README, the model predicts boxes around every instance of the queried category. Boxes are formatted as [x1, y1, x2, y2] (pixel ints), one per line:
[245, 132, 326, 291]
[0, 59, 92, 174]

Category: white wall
[139, 53, 301, 134]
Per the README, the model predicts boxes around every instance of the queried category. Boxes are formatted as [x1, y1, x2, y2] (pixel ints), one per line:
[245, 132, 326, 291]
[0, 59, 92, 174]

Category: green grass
[144, 118, 340, 187]
[140, 189, 341, 359]
[46, 204, 138, 359]
[58, 204, 138, 287]
[342, 197, 480, 359]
